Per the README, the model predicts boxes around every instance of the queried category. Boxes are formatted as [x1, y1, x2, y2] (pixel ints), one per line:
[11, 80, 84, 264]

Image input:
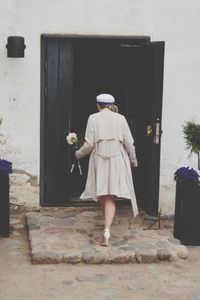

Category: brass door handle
[146, 125, 152, 137]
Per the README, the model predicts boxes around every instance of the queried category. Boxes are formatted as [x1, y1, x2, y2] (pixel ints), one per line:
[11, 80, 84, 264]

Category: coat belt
[95, 151, 123, 159]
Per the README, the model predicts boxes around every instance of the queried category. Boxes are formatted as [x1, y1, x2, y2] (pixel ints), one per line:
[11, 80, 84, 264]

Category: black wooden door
[40, 38, 73, 205]
[137, 42, 165, 216]
[120, 42, 164, 216]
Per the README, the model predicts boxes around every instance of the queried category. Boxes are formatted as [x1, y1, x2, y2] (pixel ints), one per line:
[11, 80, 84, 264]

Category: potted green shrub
[173, 120, 200, 245]
[0, 118, 12, 237]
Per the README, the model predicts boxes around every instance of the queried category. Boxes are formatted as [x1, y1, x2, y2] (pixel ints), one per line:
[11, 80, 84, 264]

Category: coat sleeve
[122, 116, 138, 167]
[75, 115, 95, 159]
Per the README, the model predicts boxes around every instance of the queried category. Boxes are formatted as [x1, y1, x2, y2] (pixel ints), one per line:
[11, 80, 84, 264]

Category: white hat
[96, 94, 115, 105]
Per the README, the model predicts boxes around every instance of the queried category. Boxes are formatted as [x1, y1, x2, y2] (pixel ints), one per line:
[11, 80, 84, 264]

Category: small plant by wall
[183, 121, 200, 170]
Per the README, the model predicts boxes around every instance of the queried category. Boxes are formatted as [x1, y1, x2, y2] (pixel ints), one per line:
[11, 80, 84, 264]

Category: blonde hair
[97, 104, 119, 113]
[110, 105, 119, 113]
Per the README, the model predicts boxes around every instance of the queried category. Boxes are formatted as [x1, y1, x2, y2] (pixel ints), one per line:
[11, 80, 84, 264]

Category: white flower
[66, 132, 78, 145]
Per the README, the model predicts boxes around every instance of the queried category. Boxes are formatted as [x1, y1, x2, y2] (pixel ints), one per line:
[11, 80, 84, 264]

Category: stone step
[25, 208, 188, 265]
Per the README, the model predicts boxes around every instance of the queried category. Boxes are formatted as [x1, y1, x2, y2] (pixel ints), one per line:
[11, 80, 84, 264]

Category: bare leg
[99, 196, 106, 219]
[99, 195, 116, 245]
[104, 195, 116, 229]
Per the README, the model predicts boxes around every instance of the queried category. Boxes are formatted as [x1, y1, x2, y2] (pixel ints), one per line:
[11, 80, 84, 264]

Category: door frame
[40, 34, 164, 216]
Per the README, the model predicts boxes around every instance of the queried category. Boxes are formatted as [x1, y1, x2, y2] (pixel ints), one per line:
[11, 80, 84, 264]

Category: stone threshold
[25, 209, 188, 265]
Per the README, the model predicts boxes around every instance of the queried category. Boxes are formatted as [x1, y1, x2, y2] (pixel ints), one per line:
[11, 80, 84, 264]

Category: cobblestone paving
[25, 206, 188, 264]
[2, 208, 200, 300]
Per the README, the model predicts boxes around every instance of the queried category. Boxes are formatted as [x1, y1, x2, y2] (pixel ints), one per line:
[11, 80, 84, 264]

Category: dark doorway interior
[71, 42, 141, 207]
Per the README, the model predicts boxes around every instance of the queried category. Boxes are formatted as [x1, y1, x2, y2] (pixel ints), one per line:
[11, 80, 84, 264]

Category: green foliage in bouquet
[183, 121, 200, 170]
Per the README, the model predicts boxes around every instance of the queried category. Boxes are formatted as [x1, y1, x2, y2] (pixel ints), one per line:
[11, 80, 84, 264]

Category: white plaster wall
[0, 0, 200, 213]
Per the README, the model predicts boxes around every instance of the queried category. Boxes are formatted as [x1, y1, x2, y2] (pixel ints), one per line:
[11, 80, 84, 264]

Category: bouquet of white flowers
[66, 132, 84, 175]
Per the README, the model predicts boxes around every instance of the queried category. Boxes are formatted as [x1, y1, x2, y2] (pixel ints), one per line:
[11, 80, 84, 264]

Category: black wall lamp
[6, 36, 26, 58]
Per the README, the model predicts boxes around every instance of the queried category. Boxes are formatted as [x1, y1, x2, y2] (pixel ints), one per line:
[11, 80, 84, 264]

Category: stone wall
[0, 0, 200, 214]
[10, 170, 40, 210]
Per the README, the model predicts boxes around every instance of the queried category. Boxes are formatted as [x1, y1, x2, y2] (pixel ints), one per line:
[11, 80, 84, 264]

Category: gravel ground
[1, 210, 200, 300]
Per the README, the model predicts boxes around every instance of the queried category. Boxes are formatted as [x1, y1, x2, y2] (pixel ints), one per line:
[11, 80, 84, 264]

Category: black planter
[174, 182, 200, 245]
[0, 173, 10, 237]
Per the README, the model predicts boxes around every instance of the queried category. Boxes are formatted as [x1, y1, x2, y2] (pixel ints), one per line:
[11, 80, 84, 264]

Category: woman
[75, 94, 138, 246]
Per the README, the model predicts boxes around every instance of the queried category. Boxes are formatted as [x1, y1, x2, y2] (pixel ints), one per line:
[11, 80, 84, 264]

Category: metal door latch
[154, 119, 160, 144]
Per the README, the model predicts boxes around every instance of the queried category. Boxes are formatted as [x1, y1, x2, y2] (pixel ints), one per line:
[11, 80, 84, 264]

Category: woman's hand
[131, 160, 138, 168]
[75, 150, 80, 160]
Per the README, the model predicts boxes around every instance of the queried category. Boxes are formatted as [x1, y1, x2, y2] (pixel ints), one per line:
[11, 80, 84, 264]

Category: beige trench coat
[75, 108, 138, 217]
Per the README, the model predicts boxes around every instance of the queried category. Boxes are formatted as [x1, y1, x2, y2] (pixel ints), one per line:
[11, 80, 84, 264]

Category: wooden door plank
[40, 38, 73, 205]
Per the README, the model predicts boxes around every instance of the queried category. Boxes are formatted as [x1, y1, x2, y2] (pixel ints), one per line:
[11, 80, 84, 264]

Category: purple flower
[0, 159, 13, 173]
[174, 167, 200, 184]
